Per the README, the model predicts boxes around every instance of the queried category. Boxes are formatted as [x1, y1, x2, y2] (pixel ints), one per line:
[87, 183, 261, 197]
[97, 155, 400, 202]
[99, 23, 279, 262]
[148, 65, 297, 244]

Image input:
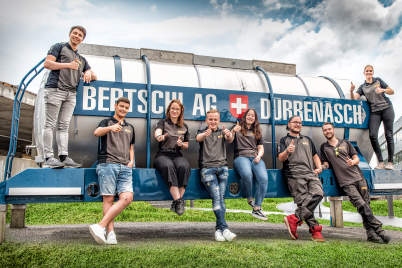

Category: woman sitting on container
[350, 65, 395, 170]
[229, 108, 268, 220]
[154, 99, 191, 216]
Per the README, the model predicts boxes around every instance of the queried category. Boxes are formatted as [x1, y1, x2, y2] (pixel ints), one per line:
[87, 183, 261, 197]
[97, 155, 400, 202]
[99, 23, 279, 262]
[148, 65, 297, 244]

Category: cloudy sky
[0, 0, 401, 113]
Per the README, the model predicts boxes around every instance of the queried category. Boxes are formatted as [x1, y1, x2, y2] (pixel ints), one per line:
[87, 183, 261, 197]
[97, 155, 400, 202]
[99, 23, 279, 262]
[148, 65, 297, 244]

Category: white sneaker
[106, 231, 118, 245]
[222, 229, 236, 242]
[89, 224, 106, 245]
[215, 230, 225, 242]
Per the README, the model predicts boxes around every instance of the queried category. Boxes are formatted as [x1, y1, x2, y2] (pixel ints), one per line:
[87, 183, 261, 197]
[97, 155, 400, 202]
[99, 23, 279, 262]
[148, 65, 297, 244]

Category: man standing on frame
[320, 122, 391, 244]
[43, 25, 97, 168]
[89, 97, 135, 245]
[279, 115, 325, 242]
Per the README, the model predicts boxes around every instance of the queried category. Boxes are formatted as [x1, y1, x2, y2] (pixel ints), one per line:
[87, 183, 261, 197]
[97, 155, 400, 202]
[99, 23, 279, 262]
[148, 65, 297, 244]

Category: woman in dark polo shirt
[230, 108, 268, 220]
[350, 65, 395, 170]
[153, 99, 191, 216]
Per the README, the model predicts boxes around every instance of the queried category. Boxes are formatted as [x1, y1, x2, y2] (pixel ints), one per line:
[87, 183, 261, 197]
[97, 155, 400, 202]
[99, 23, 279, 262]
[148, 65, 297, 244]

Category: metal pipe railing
[142, 55, 152, 168]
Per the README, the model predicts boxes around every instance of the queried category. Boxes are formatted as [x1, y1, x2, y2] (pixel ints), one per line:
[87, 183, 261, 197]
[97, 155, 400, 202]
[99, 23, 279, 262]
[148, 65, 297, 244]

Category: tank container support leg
[10, 204, 27, 228]
[329, 196, 344, 227]
[387, 195, 394, 217]
[0, 204, 8, 244]
[142, 55, 152, 168]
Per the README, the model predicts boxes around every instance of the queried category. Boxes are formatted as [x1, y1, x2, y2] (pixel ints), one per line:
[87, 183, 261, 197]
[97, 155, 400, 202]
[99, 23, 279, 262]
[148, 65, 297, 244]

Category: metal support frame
[4, 58, 46, 181]
[256, 66, 276, 168]
[142, 55, 152, 168]
[387, 195, 394, 217]
[113, 55, 122, 82]
[296, 75, 313, 138]
[321, 76, 350, 140]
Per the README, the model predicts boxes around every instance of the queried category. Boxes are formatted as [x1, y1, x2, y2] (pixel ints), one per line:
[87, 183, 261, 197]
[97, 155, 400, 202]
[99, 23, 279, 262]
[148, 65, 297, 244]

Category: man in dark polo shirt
[89, 97, 135, 245]
[43, 26, 97, 169]
[278, 115, 325, 242]
[320, 122, 391, 244]
[196, 109, 236, 242]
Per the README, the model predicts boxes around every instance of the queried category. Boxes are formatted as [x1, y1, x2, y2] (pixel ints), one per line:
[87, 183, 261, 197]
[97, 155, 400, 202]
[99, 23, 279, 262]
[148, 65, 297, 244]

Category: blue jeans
[96, 163, 133, 196]
[233, 157, 268, 207]
[200, 166, 229, 231]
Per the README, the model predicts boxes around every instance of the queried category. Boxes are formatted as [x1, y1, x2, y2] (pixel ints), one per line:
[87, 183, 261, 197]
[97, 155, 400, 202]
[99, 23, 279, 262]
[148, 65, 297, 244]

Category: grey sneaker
[367, 234, 384, 244]
[385, 162, 394, 170]
[379, 234, 391, 244]
[62, 157, 82, 168]
[374, 162, 385, 169]
[252, 209, 268, 221]
[43, 157, 65, 169]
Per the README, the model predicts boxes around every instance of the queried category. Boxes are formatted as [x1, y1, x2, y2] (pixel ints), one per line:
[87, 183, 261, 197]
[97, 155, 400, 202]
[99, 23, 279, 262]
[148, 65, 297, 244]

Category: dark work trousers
[369, 106, 394, 163]
[342, 179, 384, 238]
[154, 151, 191, 189]
[287, 176, 324, 227]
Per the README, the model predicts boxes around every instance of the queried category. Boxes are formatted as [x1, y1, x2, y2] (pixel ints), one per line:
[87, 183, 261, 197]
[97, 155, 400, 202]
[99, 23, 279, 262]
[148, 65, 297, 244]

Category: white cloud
[150, 4, 157, 12]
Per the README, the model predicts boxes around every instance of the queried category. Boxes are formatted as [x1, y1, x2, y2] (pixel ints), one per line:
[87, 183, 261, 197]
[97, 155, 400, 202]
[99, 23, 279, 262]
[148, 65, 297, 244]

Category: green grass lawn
[1, 240, 401, 267]
[5, 198, 402, 231]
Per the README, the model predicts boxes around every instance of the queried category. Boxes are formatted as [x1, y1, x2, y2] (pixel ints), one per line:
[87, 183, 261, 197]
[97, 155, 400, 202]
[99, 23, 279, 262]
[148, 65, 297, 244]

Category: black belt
[160, 148, 179, 152]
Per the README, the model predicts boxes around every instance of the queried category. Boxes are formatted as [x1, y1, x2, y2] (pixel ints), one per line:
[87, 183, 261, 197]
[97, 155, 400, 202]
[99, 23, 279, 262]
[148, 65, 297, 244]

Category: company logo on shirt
[218, 135, 223, 138]
[229, 94, 248, 119]
[177, 131, 186, 133]
[125, 129, 131, 133]
[302, 142, 309, 145]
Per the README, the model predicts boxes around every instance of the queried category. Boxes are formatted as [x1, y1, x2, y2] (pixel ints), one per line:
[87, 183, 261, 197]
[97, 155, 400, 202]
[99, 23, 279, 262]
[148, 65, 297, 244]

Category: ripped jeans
[200, 166, 229, 232]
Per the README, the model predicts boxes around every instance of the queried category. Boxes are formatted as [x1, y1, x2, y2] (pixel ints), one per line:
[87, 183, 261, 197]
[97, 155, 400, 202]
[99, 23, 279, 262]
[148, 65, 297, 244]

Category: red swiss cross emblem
[229, 94, 248, 119]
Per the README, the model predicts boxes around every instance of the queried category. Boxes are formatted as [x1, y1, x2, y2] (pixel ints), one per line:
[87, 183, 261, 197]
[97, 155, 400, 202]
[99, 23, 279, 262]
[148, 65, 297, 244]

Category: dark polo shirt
[231, 125, 263, 159]
[278, 134, 318, 180]
[320, 139, 364, 187]
[97, 117, 135, 165]
[45, 42, 91, 92]
[196, 127, 227, 169]
[155, 119, 190, 151]
[356, 77, 391, 112]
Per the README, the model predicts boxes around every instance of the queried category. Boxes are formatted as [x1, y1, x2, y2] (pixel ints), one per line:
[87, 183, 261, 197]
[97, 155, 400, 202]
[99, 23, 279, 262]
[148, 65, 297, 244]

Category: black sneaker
[170, 200, 177, 213]
[379, 234, 391, 244]
[248, 200, 255, 209]
[43, 157, 65, 169]
[251, 209, 268, 221]
[367, 235, 384, 244]
[176, 198, 185, 216]
[62, 157, 82, 168]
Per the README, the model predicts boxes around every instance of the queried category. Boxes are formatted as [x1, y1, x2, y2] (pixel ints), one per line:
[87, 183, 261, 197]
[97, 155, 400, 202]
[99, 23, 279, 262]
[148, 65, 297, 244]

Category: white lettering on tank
[334, 103, 343, 123]
[110, 88, 123, 111]
[293, 101, 303, 120]
[193, 94, 205, 116]
[165, 92, 184, 111]
[137, 90, 147, 113]
[152, 91, 163, 114]
[324, 102, 334, 123]
[344, 104, 353, 124]
[283, 100, 293, 120]
[260, 98, 270, 119]
[312, 102, 323, 122]
[98, 87, 109, 111]
[353, 105, 361, 124]
[357, 105, 362, 124]
[304, 101, 312, 122]
[206, 94, 217, 111]
[274, 98, 282, 120]
[124, 89, 137, 112]
[83, 86, 96, 110]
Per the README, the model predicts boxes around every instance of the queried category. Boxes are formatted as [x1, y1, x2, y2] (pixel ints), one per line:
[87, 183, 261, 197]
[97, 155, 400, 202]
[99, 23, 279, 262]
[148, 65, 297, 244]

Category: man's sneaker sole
[283, 216, 297, 240]
[106, 240, 117, 245]
[63, 165, 82, 168]
[311, 237, 325, 242]
[89, 226, 106, 245]
[43, 164, 65, 169]
[251, 212, 268, 221]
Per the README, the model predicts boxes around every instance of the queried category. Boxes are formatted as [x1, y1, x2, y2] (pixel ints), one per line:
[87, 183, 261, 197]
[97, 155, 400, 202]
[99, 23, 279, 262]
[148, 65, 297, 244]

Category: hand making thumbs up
[69, 58, 79, 70]
[157, 133, 168, 142]
[204, 125, 212, 137]
[223, 125, 231, 138]
[233, 121, 241, 132]
[177, 136, 183, 147]
[110, 120, 123, 133]
[350, 82, 355, 92]
[287, 139, 295, 153]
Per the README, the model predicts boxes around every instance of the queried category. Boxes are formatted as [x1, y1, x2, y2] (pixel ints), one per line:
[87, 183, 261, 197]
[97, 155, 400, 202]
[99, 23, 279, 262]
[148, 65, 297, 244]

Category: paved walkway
[187, 202, 402, 228]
